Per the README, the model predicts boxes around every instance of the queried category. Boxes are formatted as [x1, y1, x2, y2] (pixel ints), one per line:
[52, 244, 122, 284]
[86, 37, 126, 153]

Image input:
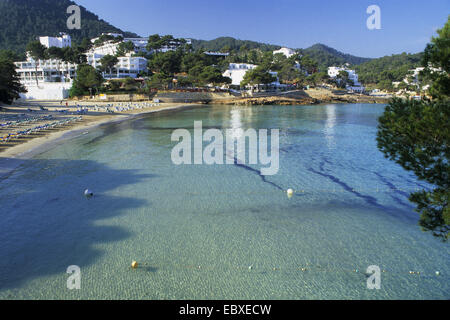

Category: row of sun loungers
[1, 116, 83, 143]
[88, 102, 161, 113]
[0, 102, 161, 144]
[0, 115, 54, 129]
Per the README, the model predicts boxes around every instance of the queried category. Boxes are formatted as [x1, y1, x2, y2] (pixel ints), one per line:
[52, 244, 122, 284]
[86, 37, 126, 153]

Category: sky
[74, 0, 449, 58]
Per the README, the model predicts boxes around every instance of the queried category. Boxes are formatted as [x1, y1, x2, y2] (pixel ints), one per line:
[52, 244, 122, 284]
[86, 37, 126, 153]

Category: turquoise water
[0, 104, 448, 300]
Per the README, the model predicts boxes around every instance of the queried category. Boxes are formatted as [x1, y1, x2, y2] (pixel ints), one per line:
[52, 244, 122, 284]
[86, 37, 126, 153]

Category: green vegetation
[0, 49, 24, 62]
[0, 57, 26, 104]
[69, 64, 103, 97]
[422, 17, 450, 99]
[146, 34, 187, 52]
[25, 37, 91, 66]
[141, 41, 233, 89]
[116, 41, 135, 57]
[0, 0, 138, 54]
[1, 0, 428, 93]
[191, 37, 280, 53]
[26, 41, 48, 86]
[99, 55, 119, 76]
[240, 66, 276, 87]
[355, 52, 423, 91]
[93, 34, 123, 47]
[376, 17, 450, 240]
[105, 78, 142, 93]
[302, 44, 372, 70]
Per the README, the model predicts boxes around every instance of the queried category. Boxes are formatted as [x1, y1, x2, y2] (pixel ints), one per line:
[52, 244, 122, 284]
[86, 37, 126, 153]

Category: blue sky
[74, 0, 449, 58]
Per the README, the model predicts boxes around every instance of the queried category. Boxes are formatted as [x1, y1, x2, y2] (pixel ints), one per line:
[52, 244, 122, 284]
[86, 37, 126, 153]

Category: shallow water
[0, 104, 448, 300]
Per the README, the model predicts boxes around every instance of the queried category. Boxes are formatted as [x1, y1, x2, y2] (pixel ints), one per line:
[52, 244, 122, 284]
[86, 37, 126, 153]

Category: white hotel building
[328, 66, 365, 92]
[14, 56, 77, 100]
[223, 63, 280, 87]
[39, 33, 72, 49]
[86, 52, 147, 79]
[15, 34, 150, 99]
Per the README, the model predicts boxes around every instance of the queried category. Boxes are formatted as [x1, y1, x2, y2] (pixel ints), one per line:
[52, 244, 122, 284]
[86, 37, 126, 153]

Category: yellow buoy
[131, 261, 138, 269]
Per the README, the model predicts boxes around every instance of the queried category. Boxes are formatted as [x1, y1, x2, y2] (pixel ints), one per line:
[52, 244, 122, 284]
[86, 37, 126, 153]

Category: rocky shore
[210, 88, 390, 105]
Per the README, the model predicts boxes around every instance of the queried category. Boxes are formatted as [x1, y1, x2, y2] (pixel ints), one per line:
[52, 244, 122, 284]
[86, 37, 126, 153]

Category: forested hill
[0, 0, 138, 54]
[191, 38, 371, 68]
[191, 37, 282, 52]
[303, 43, 372, 69]
[355, 52, 423, 87]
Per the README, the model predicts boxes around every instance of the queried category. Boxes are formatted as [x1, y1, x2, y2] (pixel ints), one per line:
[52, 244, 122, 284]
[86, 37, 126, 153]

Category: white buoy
[84, 189, 94, 198]
[436, 271, 440, 276]
[287, 189, 294, 198]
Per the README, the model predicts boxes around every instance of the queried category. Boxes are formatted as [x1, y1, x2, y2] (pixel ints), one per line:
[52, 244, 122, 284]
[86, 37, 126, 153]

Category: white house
[223, 63, 280, 87]
[39, 33, 72, 48]
[204, 51, 230, 57]
[223, 63, 258, 86]
[273, 47, 296, 58]
[328, 66, 365, 92]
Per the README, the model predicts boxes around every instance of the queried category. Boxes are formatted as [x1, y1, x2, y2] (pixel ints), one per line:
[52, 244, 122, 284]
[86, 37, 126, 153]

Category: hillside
[191, 38, 371, 68]
[303, 43, 372, 70]
[191, 37, 281, 52]
[0, 0, 138, 54]
[355, 52, 423, 87]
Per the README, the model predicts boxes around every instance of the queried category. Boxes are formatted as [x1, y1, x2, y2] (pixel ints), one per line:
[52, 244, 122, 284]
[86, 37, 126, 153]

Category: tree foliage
[302, 44, 371, 70]
[355, 52, 423, 90]
[241, 66, 276, 87]
[0, 58, 26, 104]
[0, 49, 23, 62]
[69, 64, 103, 97]
[44, 45, 87, 64]
[422, 16, 450, 99]
[99, 54, 118, 75]
[0, 0, 138, 54]
[191, 37, 280, 53]
[116, 41, 135, 57]
[376, 17, 450, 240]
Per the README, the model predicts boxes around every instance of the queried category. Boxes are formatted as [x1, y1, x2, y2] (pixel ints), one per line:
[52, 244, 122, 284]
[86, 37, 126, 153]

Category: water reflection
[324, 104, 337, 149]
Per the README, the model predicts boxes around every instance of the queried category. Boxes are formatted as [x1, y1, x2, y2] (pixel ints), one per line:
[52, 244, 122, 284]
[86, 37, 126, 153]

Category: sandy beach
[0, 101, 201, 178]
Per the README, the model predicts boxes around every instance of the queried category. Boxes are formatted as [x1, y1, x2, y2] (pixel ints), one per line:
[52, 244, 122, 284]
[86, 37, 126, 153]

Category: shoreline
[0, 99, 386, 179]
[0, 102, 202, 179]
[209, 89, 391, 106]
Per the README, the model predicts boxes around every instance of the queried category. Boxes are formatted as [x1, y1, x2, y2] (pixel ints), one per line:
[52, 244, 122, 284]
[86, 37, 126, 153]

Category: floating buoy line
[82, 186, 426, 199]
[129, 260, 444, 279]
[183, 187, 427, 197]
[83, 186, 442, 280]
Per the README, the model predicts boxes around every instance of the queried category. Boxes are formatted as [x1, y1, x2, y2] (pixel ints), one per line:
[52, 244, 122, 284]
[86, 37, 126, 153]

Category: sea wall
[154, 91, 236, 103]
[19, 82, 72, 100]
